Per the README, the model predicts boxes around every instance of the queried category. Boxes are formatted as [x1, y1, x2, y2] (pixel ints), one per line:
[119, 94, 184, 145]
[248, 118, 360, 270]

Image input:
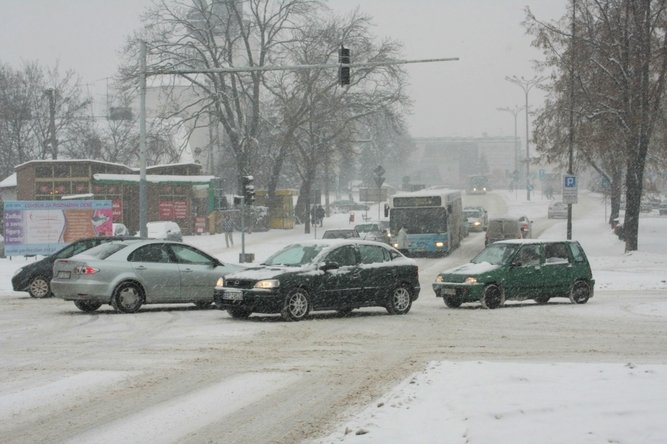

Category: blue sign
[564, 176, 577, 188]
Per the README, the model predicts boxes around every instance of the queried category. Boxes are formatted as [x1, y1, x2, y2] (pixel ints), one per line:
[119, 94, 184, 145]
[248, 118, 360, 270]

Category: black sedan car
[214, 239, 420, 321]
[11, 236, 138, 298]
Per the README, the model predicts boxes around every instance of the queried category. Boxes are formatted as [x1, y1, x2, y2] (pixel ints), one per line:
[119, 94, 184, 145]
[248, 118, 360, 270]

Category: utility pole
[139, 41, 147, 238]
[505, 75, 544, 201]
[45, 89, 58, 159]
[567, 0, 576, 240]
[497, 105, 525, 196]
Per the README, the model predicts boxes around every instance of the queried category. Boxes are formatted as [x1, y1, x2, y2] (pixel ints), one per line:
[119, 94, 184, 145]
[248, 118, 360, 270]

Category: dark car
[11, 236, 139, 298]
[51, 239, 244, 313]
[214, 239, 420, 321]
[433, 240, 595, 309]
[485, 218, 523, 246]
[322, 229, 360, 239]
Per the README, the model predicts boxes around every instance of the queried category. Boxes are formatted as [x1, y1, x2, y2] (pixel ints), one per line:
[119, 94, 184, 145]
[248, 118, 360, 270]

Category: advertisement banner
[3, 200, 113, 256]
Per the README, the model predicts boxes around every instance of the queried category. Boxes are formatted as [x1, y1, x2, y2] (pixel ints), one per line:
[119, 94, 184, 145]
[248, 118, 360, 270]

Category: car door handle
[351, 272, 361, 279]
[135, 265, 147, 270]
[182, 268, 194, 273]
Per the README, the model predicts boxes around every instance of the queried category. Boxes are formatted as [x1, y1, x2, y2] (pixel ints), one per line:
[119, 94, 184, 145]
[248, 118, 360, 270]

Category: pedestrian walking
[316, 205, 325, 227]
[223, 214, 234, 247]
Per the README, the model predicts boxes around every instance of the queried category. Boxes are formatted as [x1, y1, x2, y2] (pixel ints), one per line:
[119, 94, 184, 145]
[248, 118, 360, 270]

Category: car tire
[227, 307, 252, 319]
[443, 295, 462, 308]
[480, 284, 504, 309]
[534, 295, 550, 304]
[28, 276, 51, 298]
[111, 282, 144, 313]
[194, 301, 212, 309]
[569, 280, 591, 304]
[281, 288, 310, 321]
[386, 283, 413, 315]
[74, 300, 102, 312]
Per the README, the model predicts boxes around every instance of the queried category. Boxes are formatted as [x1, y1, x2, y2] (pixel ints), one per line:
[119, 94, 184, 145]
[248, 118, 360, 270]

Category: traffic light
[241, 175, 255, 205]
[373, 165, 385, 188]
[338, 45, 350, 86]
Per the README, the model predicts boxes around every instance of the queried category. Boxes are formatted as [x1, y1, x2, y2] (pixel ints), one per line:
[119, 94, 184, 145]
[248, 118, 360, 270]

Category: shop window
[71, 164, 89, 178]
[36, 166, 53, 178]
[54, 164, 70, 178]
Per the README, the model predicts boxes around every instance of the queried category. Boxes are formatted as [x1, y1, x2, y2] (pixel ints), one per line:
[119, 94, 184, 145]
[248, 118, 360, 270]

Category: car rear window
[80, 242, 129, 259]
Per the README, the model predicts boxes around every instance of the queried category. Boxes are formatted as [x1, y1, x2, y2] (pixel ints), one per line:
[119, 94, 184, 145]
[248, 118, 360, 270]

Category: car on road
[214, 239, 420, 321]
[433, 239, 595, 309]
[11, 236, 139, 298]
[659, 200, 667, 215]
[51, 239, 244, 313]
[0, 233, 4, 258]
[354, 221, 390, 244]
[146, 221, 182, 241]
[463, 207, 488, 232]
[322, 229, 360, 239]
[547, 202, 568, 219]
[485, 218, 523, 246]
[518, 215, 533, 238]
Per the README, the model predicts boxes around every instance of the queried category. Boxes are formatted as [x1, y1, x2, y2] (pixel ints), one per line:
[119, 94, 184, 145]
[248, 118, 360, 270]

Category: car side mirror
[320, 261, 340, 271]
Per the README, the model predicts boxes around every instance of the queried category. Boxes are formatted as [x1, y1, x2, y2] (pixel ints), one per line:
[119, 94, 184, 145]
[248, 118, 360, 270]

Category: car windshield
[464, 210, 481, 218]
[355, 224, 378, 233]
[471, 243, 519, 265]
[262, 243, 328, 266]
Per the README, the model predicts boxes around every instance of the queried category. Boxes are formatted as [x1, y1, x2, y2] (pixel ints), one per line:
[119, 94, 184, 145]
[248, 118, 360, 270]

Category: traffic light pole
[240, 199, 246, 263]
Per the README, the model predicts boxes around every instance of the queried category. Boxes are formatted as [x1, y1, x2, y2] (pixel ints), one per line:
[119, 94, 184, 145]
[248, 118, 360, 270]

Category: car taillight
[75, 265, 99, 275]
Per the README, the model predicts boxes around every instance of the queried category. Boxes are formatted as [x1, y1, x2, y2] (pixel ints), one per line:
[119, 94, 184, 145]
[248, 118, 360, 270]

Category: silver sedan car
[51, 240, 243, 313]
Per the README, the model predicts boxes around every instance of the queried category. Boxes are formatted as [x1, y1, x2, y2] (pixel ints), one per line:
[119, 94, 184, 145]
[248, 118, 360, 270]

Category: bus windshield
[389, 207, 448, 234]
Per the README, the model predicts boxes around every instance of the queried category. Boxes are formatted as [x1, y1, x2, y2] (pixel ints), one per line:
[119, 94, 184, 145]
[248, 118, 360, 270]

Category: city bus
[386, 188, 463, 256]
[467, 174, 489, 194]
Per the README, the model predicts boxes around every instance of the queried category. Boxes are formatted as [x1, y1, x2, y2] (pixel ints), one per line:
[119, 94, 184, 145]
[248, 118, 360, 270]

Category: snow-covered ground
[1, 190, 667, 444]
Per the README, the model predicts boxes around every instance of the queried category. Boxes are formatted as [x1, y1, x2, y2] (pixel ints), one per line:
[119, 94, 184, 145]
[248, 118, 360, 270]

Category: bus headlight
[435, 275, 445, 283]
[435, 241, 445, 248]
[464, 276, 477, 284]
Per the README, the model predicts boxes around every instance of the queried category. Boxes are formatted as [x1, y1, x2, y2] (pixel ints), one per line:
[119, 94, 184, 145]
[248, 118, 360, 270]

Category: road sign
[562, 174, 578, 204]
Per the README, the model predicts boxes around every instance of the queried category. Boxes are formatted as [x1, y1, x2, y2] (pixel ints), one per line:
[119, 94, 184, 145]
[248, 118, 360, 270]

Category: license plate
[222, 289, 243, 301]
[57, 271, 71, 279]
[443, 288, 456, 295]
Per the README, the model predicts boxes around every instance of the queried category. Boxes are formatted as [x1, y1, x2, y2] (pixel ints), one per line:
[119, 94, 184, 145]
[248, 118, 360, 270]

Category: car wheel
[194, 301, 212, 309]
[74, 300, 102, 312]
[28, 276, 51, 298]
[570, 281, 591, 304]
[443, 295, 462, 308]
[227, 307, 252, 319]
[281, 288, 310, 321]
[480, 284, 504, 309]
[111, 282, 144, 313]
[534, 295, 550, 304]
[386, 283, 413, 315]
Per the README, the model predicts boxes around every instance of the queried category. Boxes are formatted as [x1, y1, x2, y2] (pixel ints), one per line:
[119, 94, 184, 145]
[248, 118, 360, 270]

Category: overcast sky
[1, 0, 566, 139]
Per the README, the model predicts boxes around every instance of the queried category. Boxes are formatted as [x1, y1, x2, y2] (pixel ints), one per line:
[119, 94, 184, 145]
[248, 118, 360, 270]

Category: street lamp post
[505, 75, 543, 201]
[497, 105, 524, 195]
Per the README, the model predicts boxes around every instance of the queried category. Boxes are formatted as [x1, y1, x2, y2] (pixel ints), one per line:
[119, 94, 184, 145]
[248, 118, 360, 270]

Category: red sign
[112, 198, 123, 221]
[195, 216, 206, 233]
[173, 200, 188, 219]
[159, 201, 174, 219]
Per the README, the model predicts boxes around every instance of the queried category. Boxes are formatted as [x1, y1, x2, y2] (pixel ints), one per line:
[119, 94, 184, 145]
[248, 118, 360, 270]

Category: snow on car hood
[446, 262, 499, 275]
[225, 265, 313, 281]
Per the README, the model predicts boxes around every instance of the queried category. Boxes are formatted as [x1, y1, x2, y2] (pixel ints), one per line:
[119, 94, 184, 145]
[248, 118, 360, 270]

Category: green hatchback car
[432, 240, 595, 309]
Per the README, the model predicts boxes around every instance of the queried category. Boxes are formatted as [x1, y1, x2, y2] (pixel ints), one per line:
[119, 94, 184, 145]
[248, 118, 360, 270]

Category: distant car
[433, 239, 595, 309]
[214, 239, 420, 321]
[11, 236, 139, 298]
[548, 202, 568, 219]
[0, 233, 4, 258]
[659, 200, 667, 216]
[517, 216, 533, 238]
[112, 223, 130, 236]
[485, 218, 523, 246]
[354, 221, 390, 244]
[330, 200, 370, 213]
[463, 207, 488, 232]
[51, 239, 244, 313]
[146, 221, 182, 241]
[322, 229, 360, 239]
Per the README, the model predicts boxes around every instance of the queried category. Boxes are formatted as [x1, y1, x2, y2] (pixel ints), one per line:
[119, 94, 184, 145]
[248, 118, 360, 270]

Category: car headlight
[435, 241, 444, 248]
[215, 277, 224, 287]
[254, 279, 280, 289]
[464, 276, 478, 284]
[435, 275, 445, 283]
